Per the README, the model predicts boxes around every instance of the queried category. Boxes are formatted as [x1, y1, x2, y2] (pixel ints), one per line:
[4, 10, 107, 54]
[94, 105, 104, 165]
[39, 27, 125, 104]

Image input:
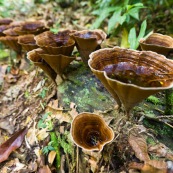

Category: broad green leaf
[108, 8, 122, 34]
[120, 28, 130, 48]
[127, 8, 140, 20]
[128, 27, 137, 49]
[137, 20, 147, 41]
[91, 7, 116, 29]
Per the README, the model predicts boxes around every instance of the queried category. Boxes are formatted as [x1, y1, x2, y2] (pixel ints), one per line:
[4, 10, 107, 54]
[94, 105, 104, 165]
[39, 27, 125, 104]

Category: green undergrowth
[143, 118, 173, 150]
[58, 61, 115, 113]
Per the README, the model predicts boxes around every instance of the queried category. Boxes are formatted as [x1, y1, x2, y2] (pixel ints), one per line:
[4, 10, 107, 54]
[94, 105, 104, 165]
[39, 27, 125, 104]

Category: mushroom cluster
[0, 19, 46, 59]
[27, 29, 107, 84]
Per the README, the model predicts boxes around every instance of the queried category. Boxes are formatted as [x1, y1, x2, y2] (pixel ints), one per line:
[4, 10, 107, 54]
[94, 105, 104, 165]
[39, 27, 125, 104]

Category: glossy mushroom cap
[13, 21, 47, 35]
[3, 27, 18, 36]
[71, 112, 114, 152]
[0, 25, 10, 36]
[71, 29, 107, 64]
[27, 49, 56, 82]
[35, 48, 75, 75]
[0, 18, 13, 25]
[0, 36, 22, 54]
[34, 30, 75, 55]
[140, 33, 173, 56]
[88, 46, 173, 116]
[18, 34, 38, 52]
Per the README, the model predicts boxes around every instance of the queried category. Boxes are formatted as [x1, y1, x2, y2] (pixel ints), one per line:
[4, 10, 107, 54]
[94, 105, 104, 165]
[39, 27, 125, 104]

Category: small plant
[39, 87, 48, 98]
[37, 112, 51, 129]
[42, 141, 55, 155]
[90, 0, 147, 50]
[58, 131, 74, 155]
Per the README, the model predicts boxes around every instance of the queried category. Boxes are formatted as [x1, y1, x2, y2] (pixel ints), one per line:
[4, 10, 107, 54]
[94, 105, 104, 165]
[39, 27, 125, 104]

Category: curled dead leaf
[128, 130, 150, 162]
[0, 127, 28, 163]
[129, 160, 167, 173]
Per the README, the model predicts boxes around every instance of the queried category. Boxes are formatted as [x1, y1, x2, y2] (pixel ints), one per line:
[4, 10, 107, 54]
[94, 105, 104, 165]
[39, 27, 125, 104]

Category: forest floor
[0, 2, 173, 173]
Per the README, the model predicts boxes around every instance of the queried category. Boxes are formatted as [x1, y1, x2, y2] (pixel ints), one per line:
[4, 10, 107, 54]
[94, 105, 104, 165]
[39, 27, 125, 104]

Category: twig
[76, 146, 79, 173]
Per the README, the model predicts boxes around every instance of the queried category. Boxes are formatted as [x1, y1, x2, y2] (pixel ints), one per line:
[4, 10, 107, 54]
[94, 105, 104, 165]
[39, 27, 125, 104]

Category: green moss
[143, 119, 173, 150]
[146, 95, 161, 105]
[146, 136, 156, 146]
[58, 61, 115, 112]
[0, 49, 9, 59]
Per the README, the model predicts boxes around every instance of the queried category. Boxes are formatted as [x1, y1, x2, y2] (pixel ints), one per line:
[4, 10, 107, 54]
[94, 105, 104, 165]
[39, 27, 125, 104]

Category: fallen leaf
[36, 128, 49, 141]
[0, 127, 28, 163]
[128, 130, 150, 162]
[0, 119, 15, 134]
[142, 160, 167, 173]
[46, 99, 72, 123]
[129, 160, 168, 173]
[148, 143, 173, 159]
[48, 150, 56, 165]
[68, 102, 78, 118]
[38, 165, 52, 173]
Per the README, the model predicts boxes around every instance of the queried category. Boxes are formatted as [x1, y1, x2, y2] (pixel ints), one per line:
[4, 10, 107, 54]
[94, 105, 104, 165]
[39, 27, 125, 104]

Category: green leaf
[120, 28, 130, 48]
[47, 145, 55, 151]
[37, 119, 47, 129]
[128, 27, 137, 49]
[127, 8, 140, 20]
[137, 20, 147, 42]
[108, 8, 127, 34]
[91, 7, 117, 29]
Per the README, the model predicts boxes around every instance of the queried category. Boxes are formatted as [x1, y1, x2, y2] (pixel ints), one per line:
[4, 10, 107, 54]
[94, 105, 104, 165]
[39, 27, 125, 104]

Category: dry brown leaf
[142, 160, 167, 173]
[148, 143, 173, 160]
[48, 150, 56, 165]
[128, 131, 150, 162]
[46, 99, 72, 123]
[68, 102, 78, 118]
[38, 165, 52, 173]
[129, 160, 168, 173]
[0, 127, 28, 163]
[0, 119, 15, 134]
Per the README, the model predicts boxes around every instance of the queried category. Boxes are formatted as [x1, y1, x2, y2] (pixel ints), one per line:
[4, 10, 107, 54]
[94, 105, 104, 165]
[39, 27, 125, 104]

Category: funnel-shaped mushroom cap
[18, 34, 38, 52]
[3, 27, 18, 36]
[71, 29, 107, 64]
[140, 33, 173, 56]
[0, 25, 10, 36]
[0, 18, 13, 25]
[35, 48, 75, 75]
[71, 112, 114, 152]
[0, 36, 21, 54]
[27, 49, 56, 82]
[13, 21, 47, 35]
[89, 47, 173, 115]
[9, 21, 25, 28]
[34, 30, 75, 55]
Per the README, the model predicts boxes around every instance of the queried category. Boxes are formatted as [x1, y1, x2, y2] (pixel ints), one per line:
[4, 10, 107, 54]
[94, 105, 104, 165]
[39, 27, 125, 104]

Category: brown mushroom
[35, 48, 75, 75]
[70, 112, 114, 152]
[71, 29, 106, 64]
[13, 21, 47, 35]
[18, 34, 38, 52]
[0, 36, 22, 58]
[27, 49, 56, 83]
[34, 30, 75, 55]
[0, 25, 10, 36]
[88, 46, 173, 118]
[139, 33, 173, 56]
[0, 18, 13, 25]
